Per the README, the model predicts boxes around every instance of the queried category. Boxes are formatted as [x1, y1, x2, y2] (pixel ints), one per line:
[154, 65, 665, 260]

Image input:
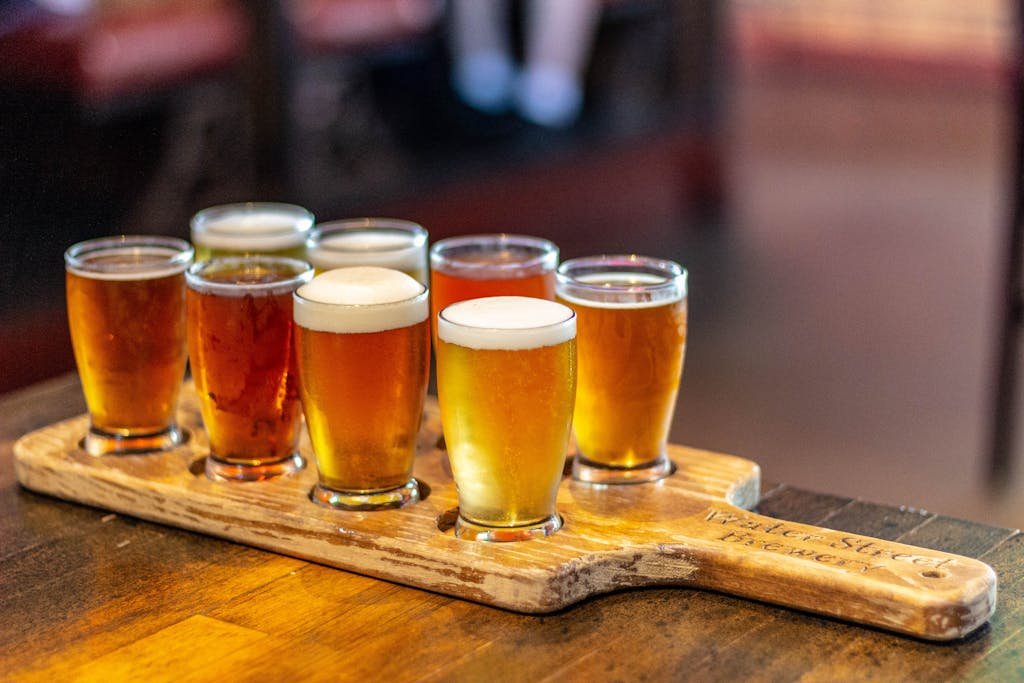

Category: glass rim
[437, 296, 576, 350]
[293, 277, 429, 334]
[438, 304, 576, 329]
[191, 202, 315, 229]
[190, 202, 314, 248]
[308, 218, 428, 252]
[556, 254, 687, 294]
[186, 255, 314, 295]
[293, 280, 428, 309]
[311, 217, 426, 237]
[64, 235, 194, 277]
[429, 233, 558, 272]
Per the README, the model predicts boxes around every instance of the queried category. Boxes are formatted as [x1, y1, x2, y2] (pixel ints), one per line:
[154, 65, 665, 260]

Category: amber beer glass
[556, 255, 687, 484]
[429, 234, 558, 330]
[306, 218, 429, 284]
[65, 236, 193, 456]
[436, 296, 576, 541]
[186, 257, 313, 481]
[294, 267, 430, 509]
[190, 202, 314, 261]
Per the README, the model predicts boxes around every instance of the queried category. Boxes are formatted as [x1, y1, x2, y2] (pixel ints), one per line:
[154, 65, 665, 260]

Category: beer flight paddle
[14, 384, 996, 642]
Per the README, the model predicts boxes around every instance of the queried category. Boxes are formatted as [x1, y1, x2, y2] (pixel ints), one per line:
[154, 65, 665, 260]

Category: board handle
[662, 506, 997, 640]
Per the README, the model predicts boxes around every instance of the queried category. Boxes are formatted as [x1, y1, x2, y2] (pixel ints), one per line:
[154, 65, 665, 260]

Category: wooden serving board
[14, 383, 996, 641]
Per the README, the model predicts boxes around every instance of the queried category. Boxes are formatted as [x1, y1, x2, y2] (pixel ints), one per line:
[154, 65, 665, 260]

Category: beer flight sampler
[15, 202, 997, 641]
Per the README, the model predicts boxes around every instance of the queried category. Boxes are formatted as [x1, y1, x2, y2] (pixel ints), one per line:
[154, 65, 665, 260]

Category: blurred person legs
[516, 0, 599, 128]
[448, 0, 599, 128]
[449, 0, 515, 113]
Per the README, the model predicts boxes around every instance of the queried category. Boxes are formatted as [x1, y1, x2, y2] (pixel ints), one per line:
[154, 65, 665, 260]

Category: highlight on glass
[190, 202, 314, 261]
[436, 296, 577, 541]
[65, 235, 193, 456]
[186, 256, 313, 481]
[556, 255, 687, 485]
[305, 218, 429, 285]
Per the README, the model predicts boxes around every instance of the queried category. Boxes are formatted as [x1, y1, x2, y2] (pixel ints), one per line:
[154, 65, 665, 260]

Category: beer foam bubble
[294, 266, 428, 333]
[438, 296, 575, 350]
[310, 229, 424, 272]
[557, 272, 685, 309]
[195, 208, 311, 250]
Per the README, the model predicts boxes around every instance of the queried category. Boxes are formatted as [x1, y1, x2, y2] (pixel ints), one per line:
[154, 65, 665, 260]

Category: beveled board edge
[12, 392, 762, 614]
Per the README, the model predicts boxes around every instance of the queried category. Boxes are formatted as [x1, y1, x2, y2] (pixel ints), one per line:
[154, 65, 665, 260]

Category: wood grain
[3, 375, 1023, 681]
[13, 383, 997, 640]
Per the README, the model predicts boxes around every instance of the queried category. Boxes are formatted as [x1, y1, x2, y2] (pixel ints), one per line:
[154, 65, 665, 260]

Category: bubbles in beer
[294, 266, 428, 334]
[437, 296, 575, 350]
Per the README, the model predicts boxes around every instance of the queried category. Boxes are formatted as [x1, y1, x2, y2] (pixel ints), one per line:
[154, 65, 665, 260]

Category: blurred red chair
[0, 0, 444, 395]
[289, 0, 442, 55]
[0, 1, 249, 105]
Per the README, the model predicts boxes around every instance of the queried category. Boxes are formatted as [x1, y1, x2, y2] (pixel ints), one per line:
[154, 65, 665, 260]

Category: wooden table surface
[2, 374, 1022, 682]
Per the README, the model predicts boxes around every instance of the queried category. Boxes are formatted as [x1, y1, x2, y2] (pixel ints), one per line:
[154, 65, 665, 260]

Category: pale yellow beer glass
[556, 255, 687, 484]
[294, 267, 430, 510]
[65, 235, 193, 456]
[436, 296, 576, 541]
[190, 202, 314, 261]
[306, 218, 429, 285]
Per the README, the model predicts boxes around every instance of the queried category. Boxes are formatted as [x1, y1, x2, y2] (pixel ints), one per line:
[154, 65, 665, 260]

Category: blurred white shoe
[515, 66, 583, 128]
[452, 52, 515, 114]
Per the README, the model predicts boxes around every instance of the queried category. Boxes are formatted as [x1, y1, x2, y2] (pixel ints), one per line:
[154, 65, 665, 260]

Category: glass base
[205, 452, 305, 482]
[572, 453, 673, 485]
[82, 424, 187, 457]
[311, 479, 420, 511]
[454, 513, 562, 542]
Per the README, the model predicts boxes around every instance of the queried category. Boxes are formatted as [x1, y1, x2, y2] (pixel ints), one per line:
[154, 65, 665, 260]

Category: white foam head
[294, 266, 428, 333]
[192, 203, 313, 251]
[438, 296, 575, 350]
[309, 229, 425, 273]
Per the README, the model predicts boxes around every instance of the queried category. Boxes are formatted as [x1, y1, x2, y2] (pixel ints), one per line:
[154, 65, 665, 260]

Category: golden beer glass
[436, 296, 576, 541]
[65, 235, 193, 456]
[306, 218, 429, 285]
[294, 267, 430, 510]
[556, 255, 687, 484]
[186, 256, 313, 481]
[190, 202, 314, 261]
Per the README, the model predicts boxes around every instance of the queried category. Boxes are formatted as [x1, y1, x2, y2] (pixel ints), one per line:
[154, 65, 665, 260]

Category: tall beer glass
[65, 235, 193, 456]
[429, 234, 558, 331]
[556, 255, 687, 484]
[306, 218, 428, 284]
[190, 202, 314, 261]
[294, 267, 430, 510]
[436, 296, 576, 541]
[186, 256, 313, 481]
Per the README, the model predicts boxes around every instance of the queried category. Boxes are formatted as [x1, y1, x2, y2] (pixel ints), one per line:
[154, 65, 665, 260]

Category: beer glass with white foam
[65, 235, 193, 455]
[190, 202, 314, 261]
[556, 255, 687, 484]
[306, 218, 429, 285]
[186, 256, 313, 481]
[436, 296, 576, 541]
[294, 267, 430, 510]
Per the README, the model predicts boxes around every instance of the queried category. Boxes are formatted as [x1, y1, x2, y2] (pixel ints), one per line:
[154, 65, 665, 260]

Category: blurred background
[1, 0, 1022, 527]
